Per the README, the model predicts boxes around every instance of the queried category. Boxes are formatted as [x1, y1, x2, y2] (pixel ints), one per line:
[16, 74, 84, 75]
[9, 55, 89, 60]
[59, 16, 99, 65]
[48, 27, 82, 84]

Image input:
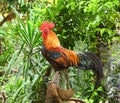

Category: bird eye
[43, 28, 49, 34]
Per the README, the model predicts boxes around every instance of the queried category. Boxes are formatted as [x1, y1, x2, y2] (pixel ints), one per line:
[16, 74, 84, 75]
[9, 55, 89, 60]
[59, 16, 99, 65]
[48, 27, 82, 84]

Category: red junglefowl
[40, 22, 103, 88]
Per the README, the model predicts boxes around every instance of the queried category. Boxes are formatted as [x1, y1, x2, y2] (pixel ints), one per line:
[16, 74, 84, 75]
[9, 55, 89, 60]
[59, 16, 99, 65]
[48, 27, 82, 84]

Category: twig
[68, 98, 86, 103]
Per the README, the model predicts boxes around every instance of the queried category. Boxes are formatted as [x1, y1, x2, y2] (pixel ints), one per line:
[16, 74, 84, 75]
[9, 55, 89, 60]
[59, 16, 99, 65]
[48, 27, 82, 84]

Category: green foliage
[34, 0, 120, 102]
[36, 0, 84, 49]
[105, 40, 120, 103]
[0, 29, 14, 66]
[0, 0, 120, 103]
[10, 13, 47, 103]
[0, 9, 49, 103]
[35, 0, 119, 51]
[68, 68, 107, 103]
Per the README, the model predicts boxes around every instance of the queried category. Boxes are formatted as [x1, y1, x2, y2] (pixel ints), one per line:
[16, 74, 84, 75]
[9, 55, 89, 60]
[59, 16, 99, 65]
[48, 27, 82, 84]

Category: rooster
[40, 22, 103, 88]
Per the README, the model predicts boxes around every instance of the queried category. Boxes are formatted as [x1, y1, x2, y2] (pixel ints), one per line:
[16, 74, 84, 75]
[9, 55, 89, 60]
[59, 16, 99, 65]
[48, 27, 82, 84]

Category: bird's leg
[51, 71, 60, 86]
[65, 69, 70, 89]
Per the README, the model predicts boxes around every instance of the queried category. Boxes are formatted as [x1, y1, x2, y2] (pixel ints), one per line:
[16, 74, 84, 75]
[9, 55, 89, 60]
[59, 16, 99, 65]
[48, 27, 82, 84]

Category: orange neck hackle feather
[43, 30, 61, 49]
[40, 22, 61, 49]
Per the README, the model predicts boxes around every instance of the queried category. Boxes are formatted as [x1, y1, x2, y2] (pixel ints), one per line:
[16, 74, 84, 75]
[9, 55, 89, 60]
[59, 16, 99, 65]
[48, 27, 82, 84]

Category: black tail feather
[77, 52, 103, 89]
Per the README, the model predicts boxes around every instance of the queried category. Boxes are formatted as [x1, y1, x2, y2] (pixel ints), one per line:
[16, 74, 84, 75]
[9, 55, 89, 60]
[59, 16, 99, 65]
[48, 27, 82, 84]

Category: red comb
[40, 22, 55, 31]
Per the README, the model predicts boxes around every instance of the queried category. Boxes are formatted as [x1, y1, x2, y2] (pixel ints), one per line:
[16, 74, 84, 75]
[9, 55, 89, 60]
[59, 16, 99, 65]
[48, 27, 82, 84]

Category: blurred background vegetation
[0, 0, 120, 103]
